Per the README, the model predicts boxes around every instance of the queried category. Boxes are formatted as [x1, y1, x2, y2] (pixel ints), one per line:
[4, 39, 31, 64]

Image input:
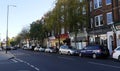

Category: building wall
[89, 0, 120, 54]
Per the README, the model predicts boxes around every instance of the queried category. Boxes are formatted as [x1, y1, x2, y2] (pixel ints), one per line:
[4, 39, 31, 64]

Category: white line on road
[88, 61, 120, 69]
[11, 59, 18, 63]
[34, 67, 40, 71]
[15, 58, 40, 71]
[30, 65, 35, 68]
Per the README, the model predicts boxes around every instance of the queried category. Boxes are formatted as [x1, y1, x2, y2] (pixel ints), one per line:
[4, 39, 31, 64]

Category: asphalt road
[0, 49, 120, 71]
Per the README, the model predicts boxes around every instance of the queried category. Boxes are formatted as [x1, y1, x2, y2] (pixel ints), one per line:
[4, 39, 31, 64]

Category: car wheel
[59, 51, 62, 54]
[93, 54, 97, 59]
[118, 56, 120, 61]
[79, 53, 82, 57]
[68, 52, 71, 55]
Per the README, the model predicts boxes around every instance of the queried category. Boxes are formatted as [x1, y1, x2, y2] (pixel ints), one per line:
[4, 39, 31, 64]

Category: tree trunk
[75, 32, 77, 49]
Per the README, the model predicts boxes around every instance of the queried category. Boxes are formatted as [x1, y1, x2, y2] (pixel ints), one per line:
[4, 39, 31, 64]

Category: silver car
[45, 47, 56, 53]
[59, 45, 79, 55]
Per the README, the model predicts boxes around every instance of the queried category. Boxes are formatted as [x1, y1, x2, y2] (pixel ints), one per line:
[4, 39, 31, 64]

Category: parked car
[79, 45, 109, 59]
[4, 46, 11, 50]
[112, 46, 120, 61]
[34, 46, 40, 51]
[45, 47, 56, 53]
[39, 47, 45, 52]
[0, 47, 2, 51]
[10, 46, 17, 50]
[22, 45, 28, 50]
[59, 45, 79, 55]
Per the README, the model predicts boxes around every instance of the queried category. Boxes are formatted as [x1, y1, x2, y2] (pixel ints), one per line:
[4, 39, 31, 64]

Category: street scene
[0, 0, 120, 71]
[0, 49, 119, 71]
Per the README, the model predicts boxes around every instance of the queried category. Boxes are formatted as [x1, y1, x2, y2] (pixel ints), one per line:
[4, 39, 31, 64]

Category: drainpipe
[112, 0, 117, 49]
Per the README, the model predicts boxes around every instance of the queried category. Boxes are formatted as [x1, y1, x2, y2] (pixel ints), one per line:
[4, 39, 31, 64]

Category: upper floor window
[95, 15, 103, 27]
[80, 0, 83, 2]
[107, 12, 113, 25]
[61, 5, 64, 12]
[106, 0, 111, 5]
[94, 0, 102, 9]
[82, 6, 86, 14]
[90, 1, 92, 12]
[61, 27, 65, 34]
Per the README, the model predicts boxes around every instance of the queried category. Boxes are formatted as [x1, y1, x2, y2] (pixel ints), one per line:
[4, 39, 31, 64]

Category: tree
[54, 0, 88, 47]
[29, 21, 44, 45]
[66, 0, 88, 47]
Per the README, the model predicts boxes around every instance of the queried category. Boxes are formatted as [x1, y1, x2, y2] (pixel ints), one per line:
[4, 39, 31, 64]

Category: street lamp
[6, 5, 16, 53]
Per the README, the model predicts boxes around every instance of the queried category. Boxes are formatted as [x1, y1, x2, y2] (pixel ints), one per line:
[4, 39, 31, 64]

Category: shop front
[88, 26, 111, 46]
[70, 32, 87, 49]
[107, 23, 120, 55]
[115, 23, 120, 47]
[47, 33, 69, 48]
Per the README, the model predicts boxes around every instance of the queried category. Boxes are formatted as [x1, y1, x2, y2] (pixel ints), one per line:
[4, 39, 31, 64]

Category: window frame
[79, 0, 83, 2]
[106, 0, 112, 5]
[94, 14, 103, 27]
[94, 0, 102, 9]
[107, 12, 113, 25]
[90, 1, 92, 12]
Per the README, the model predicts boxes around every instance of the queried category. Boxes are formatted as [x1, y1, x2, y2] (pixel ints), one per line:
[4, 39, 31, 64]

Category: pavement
[0, 50, 15, 60]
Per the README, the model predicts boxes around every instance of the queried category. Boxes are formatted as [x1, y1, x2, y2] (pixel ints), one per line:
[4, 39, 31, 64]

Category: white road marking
[30, 65, 35, 68]
[15, 58, 40, 71]
[11, 59, 18, 63]
[27, 63, 30, 65]
[34, 67, 40, 71]
[88, 61, 120, 69]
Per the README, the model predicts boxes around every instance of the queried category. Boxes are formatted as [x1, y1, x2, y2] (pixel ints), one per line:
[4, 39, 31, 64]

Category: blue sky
[0, 0, 55, 41]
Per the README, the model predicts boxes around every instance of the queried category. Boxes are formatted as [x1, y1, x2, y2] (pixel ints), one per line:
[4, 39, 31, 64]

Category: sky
[0, 0, 55, 41]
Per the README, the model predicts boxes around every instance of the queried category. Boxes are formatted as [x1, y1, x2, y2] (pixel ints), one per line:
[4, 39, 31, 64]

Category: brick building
[87, 0, 120, 54]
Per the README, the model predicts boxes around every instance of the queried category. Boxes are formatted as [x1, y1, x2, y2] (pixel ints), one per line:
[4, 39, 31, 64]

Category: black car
[79, 45, 109, 59]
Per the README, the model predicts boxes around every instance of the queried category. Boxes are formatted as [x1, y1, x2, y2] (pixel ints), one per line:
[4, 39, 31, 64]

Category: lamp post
[6, 5, 16, 53]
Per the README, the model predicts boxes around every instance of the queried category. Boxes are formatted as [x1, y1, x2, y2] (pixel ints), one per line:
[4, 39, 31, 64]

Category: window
[100, 15, 103, 25]
[94, 0, 102, 9]
[80, 0, 83, 2]
[95, 15, 103, 27]
[95, 16, 99, 26]
[61, 5, 64, 12]
[61, 28, 64, 34]
[82, 6, 86, 14]
[106, 0, 111, 5]
[107, 12, 113, 25]
[90, 1, 92, 12]
[116, 47, 120, 50]
[61, 15, 64, 23]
